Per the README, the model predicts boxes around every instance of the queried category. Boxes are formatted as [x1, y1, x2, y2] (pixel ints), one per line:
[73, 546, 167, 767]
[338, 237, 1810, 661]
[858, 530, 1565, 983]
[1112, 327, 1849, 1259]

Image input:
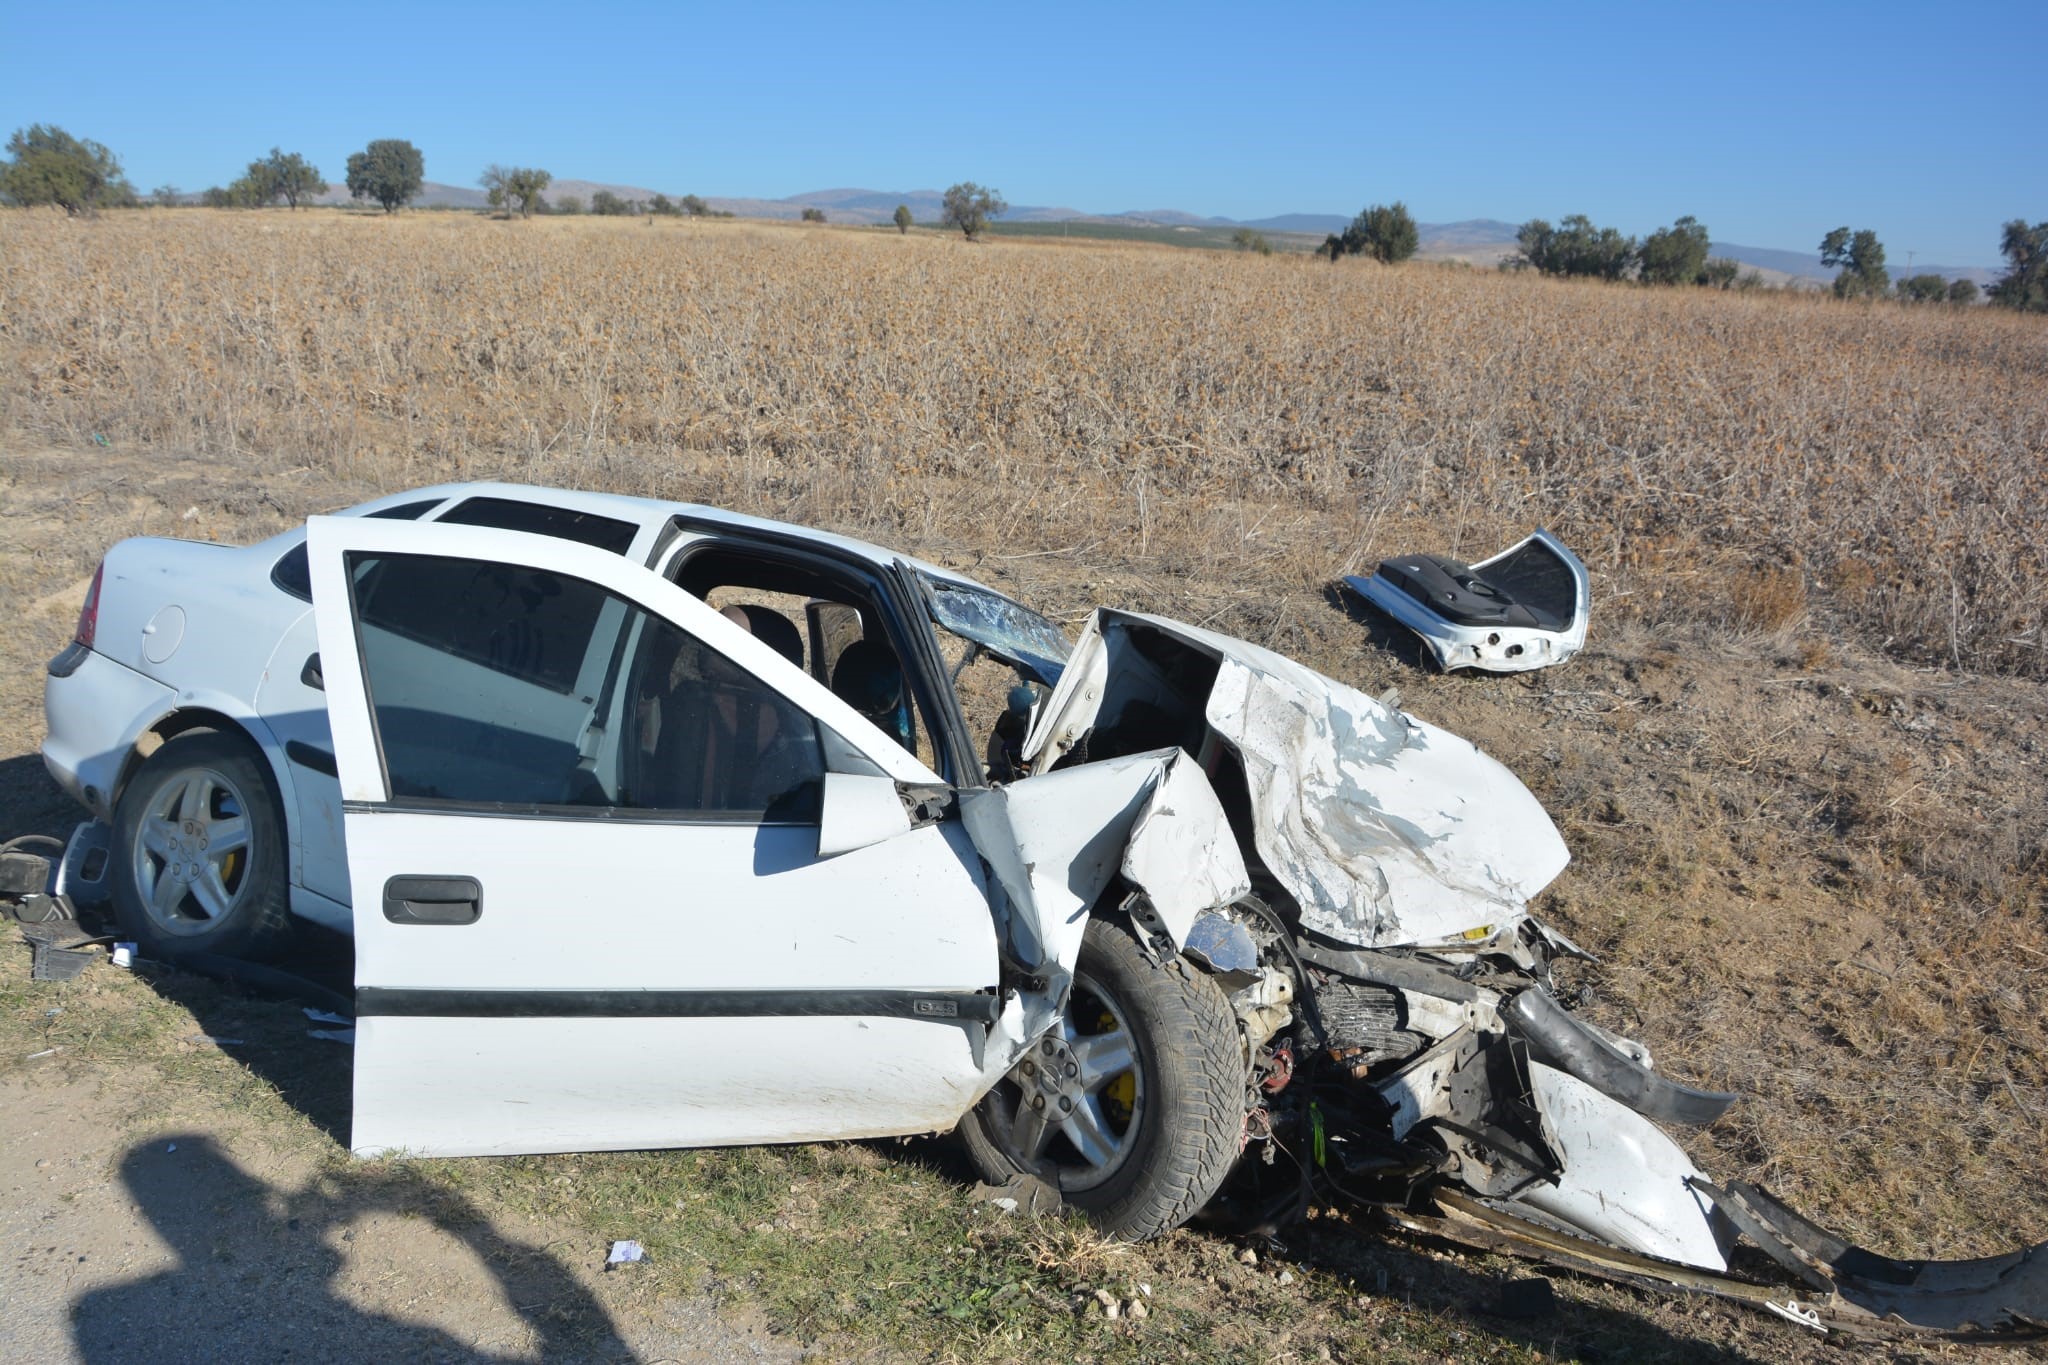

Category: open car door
[305, 516, 1002, 1157]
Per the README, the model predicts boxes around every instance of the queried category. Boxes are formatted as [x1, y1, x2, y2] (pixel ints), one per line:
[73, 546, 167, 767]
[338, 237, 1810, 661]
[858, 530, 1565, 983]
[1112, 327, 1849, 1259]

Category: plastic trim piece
[1503, 986, 1737, 1127]
[1345, 529, 1590, 674]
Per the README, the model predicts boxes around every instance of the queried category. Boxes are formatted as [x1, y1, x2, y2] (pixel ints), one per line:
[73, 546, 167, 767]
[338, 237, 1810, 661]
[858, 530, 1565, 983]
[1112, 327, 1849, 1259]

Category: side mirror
[817, 773, 914, 858]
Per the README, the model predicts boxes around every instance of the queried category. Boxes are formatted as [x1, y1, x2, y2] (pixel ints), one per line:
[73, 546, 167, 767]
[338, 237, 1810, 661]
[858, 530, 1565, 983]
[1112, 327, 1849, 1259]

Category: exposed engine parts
[1312, 975, 1424, 1075]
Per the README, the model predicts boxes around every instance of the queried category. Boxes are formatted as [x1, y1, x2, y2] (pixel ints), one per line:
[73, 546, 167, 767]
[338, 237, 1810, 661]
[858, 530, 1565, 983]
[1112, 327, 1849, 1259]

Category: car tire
[111, 729, 293, 962]
[960, 917, 1246, 1240]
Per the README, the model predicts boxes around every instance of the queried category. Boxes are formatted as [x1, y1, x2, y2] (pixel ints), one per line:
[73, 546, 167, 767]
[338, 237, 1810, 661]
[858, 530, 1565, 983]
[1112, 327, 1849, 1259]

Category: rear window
[439, 497, 638, 554]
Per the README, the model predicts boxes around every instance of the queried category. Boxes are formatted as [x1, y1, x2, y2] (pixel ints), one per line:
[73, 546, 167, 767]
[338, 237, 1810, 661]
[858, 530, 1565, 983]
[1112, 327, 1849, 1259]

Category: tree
[679, 193, 708, 217]
[647, 193, 679, 216]
[344, 139, 424, 214]
[551, 194, 584, 215]
[893, 203, 913, 234]
[1987, 219, 2047, 313]
[941, 182, 1006, 240]
[589, 189, 630, 216]
[150, 184, 181, 209]
[1324, 201, 1419, 264]
[480, 165, 550, 219]
[1820, 227, 1888, 298]
[1232, 227, 1273, 255]
[242, 147, 322, 209]
[1638, 215, 1711, 286]
[1700, 257, 1741, 290]
[1947, 278, 1979, 305]
[1511, 215, 1636, 280]
[1898, 273, 1950, 304]
[200, 185, 235, 209]
[0, 124, 133, 214]
[799, 206, 826, 223]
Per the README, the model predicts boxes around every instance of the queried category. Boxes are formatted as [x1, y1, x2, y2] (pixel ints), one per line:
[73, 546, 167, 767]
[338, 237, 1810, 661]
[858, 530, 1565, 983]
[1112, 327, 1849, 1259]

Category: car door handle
[301, 653, 325, 691]
[383, 876, 482, 925]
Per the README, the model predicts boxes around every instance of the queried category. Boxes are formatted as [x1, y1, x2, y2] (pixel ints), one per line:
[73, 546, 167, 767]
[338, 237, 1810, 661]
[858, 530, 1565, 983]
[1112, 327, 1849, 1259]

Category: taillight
[74, 562, 103, 650]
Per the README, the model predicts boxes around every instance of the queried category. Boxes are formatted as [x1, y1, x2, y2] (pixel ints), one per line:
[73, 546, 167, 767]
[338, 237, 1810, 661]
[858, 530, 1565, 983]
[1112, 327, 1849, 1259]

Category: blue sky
[6, 1, 2038, 264]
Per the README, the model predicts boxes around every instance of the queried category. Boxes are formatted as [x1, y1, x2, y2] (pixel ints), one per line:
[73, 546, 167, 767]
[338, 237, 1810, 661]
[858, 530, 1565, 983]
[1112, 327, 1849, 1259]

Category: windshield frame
[918, 573, 1072, 688]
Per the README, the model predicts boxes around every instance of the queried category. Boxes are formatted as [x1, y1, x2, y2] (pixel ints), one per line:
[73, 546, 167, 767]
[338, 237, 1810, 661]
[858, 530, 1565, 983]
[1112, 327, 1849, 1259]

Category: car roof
[365, 481, 985, 591]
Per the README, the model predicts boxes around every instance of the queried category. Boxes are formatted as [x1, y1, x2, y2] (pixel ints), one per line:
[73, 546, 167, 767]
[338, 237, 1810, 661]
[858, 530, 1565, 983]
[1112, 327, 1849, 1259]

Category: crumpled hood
[1023, 609, 1570, 948]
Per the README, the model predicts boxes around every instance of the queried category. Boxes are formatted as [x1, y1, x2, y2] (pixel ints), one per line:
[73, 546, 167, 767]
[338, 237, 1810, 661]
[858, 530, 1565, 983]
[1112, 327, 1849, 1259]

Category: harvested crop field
[4, 210, 2044, 675]
[2, 210, 2046, 1361]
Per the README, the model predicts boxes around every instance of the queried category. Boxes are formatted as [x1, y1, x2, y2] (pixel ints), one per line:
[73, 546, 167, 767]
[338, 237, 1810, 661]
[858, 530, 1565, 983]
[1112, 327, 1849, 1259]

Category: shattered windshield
[922, 577, 1071, 687]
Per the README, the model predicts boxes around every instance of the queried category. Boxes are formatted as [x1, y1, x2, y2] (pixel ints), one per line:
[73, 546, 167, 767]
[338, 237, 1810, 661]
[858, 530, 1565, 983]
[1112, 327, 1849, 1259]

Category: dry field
[3, 210, 2047, 1361]
[3, 209, 2045, 675]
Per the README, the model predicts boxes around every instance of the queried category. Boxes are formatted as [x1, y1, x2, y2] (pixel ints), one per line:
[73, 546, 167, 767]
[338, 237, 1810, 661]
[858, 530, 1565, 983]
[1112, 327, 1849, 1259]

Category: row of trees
[7, 125, 2041, 306]
[1500, 212, 2030, 306]
[1505, 214, 1767, 290]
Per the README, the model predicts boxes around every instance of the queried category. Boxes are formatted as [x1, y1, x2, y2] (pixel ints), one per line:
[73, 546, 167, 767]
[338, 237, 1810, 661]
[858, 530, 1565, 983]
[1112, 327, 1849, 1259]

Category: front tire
[111, 730, 293, 962]
[961, 918, 1246, 1239]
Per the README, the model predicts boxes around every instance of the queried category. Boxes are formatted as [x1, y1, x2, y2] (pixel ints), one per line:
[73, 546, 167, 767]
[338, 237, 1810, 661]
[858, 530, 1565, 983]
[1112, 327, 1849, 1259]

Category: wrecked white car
[41, 485, 2047, 1338]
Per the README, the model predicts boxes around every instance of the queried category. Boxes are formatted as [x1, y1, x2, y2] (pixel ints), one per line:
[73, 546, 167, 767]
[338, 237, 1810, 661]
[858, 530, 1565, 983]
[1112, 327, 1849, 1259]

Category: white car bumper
[43, 645, 176, 820]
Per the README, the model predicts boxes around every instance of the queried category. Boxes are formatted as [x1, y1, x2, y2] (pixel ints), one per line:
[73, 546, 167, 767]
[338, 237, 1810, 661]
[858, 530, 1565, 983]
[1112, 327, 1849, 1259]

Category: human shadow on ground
[73, 1135, 632, 1364]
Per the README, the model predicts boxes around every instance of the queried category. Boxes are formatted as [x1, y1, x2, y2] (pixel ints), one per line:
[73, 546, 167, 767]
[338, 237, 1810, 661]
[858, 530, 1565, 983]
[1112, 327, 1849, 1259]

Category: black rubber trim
[46, 641, 91, 679]
[340, 798, 815, 828]
[286, 740, 338, 777]
[1502, 986, 1738, 1127]
[355, 986, 1002, 1024]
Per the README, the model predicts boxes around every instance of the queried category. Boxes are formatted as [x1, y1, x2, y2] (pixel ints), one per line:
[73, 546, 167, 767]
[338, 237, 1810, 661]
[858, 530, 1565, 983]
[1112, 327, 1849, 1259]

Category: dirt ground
[2, 442, 2044, 1362]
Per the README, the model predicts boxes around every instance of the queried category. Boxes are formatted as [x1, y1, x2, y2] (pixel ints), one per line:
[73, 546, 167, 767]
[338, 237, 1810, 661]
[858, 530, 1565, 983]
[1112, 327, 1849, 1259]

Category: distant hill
[305, 180, 488, 209]
[1705, 241, 1994, 288]
[1240, 212, 1348, 234]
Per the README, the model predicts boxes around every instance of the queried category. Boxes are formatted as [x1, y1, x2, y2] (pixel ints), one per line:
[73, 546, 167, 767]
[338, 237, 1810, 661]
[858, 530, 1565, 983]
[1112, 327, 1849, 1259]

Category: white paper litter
[606, 1240, 646, 1267]
[111, 943, 137, 969]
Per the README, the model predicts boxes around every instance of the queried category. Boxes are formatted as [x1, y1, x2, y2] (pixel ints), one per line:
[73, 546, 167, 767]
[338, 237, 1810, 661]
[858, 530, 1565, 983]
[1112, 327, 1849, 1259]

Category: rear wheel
[111, 730, 292, 961]
[960, 918, 1246, 1239]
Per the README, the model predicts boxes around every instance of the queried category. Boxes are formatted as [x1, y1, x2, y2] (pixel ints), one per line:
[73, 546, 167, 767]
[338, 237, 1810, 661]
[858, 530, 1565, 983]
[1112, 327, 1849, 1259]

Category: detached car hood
[1023, 610, 1569, 949]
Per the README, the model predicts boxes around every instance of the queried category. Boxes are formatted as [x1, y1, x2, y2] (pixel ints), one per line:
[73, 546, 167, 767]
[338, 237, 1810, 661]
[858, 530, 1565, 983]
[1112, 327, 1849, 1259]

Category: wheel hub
[996, 979, 1144, 1191]
[1018, 1036, 1086, 1123]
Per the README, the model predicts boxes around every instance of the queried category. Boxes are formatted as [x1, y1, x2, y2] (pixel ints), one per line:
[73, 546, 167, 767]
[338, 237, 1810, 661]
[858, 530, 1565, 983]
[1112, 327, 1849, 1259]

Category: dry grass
[2, 209, 2044, 674]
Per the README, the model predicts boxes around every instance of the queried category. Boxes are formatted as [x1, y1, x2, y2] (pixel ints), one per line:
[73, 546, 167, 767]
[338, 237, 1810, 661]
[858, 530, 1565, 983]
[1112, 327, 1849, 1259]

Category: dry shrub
[1, 210, 2044, 675]
[1728, 564, 1806, 633]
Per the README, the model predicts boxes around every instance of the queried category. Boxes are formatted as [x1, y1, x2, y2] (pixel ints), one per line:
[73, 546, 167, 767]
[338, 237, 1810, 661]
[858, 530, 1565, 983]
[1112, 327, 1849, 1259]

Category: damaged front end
[996, 608, 2047, 1340]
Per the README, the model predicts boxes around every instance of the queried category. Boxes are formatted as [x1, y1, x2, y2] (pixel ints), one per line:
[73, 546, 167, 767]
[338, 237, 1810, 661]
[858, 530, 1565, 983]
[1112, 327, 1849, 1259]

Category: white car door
[305, 516, 1002, 1157]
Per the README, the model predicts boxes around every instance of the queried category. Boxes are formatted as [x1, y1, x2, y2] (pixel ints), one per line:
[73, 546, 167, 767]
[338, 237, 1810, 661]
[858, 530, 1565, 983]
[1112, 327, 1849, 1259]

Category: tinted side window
[271, 502, 450, 603]
[272, 543, 312, 603]
[353, 554, 607, 696]
[349, 552, 825, 821]
[621, 620, 826, 820]
[439, 497, 638, 555]
[366, 498, 447, 521]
